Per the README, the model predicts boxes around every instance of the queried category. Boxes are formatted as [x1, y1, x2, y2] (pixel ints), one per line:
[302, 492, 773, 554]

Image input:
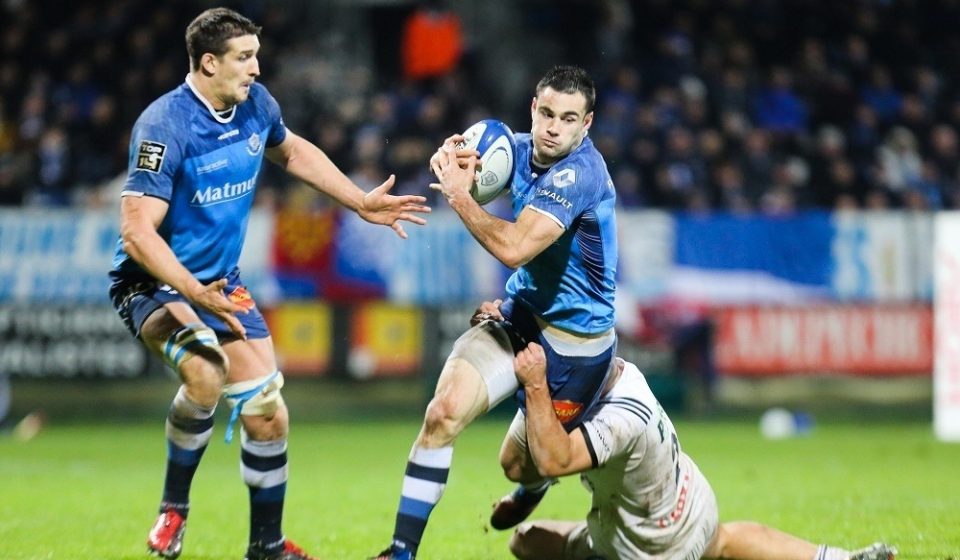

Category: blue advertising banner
[2, 208, 933, 306]
[0, 208, 275, 304]
[670, 212, 836, 303]
[380, 210, 511, 305]
[831, 211, 933, 302]
[0, 209, 117, 303]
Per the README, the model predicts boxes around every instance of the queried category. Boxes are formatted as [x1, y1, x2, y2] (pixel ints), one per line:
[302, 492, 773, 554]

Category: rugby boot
[490, 482, 552, 530]
[369, 544, 414, 560]
[245, 539, 318, 560]
[147, 508, 186, 559]
[849, 543, 897, 560]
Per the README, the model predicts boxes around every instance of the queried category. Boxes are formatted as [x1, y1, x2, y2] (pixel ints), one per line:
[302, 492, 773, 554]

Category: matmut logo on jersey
[191, 176, 256, 206]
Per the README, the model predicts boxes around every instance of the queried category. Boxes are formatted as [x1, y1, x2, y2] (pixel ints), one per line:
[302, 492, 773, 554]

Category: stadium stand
[3, 0, 960, 213]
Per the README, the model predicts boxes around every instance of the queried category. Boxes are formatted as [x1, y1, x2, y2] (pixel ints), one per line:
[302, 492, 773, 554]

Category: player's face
[530, 87, 594, 166]
[209, 35, 260, 108]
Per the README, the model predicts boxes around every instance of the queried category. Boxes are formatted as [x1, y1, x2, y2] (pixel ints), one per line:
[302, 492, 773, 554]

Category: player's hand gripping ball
[456, 119, 516, 205]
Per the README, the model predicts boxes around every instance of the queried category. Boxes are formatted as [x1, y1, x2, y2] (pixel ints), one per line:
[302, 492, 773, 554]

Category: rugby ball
[457, 119, 516, 205]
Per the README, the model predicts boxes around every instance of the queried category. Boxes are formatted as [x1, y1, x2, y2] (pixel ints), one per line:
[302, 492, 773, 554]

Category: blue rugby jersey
[110, 76, 286, 283]
[505, 133, 618, 334]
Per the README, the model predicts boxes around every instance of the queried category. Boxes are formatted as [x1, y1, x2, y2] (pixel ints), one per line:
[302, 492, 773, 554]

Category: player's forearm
[281, 137, 365, 212]
[121, 227, 204, 299]
[448, 196, 528, 268]
[524, 384, 577, 477]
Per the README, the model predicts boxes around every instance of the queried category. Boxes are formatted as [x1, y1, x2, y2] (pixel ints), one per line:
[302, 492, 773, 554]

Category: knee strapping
[221, 371, 285, 443]
[163, 322, 225, 371]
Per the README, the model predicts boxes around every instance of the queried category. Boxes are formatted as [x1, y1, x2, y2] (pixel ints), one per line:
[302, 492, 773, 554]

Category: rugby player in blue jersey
[108, 8, 429, 560]
[374, 66, 618, 560]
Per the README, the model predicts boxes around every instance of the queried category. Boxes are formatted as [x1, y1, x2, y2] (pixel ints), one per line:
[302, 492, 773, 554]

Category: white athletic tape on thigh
[162, 322, 222, 370]
[221, 371, 284, 443]
[449, 321, 517, 408]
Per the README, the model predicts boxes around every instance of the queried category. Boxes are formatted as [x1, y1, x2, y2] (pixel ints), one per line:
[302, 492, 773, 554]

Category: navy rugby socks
[392, 446, 453, 555]
[242, 434, 288, 550]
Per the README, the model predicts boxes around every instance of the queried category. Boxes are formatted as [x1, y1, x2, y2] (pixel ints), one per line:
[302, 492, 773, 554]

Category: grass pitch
[1, 417, 958, 559]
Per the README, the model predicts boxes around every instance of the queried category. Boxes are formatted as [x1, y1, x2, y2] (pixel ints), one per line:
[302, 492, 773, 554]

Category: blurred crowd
[4, 0, 960, 213]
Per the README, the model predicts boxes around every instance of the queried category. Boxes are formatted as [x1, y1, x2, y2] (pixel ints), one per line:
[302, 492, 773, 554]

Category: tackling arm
[514, 343, 595, 478]
[266, 130, 429, 238]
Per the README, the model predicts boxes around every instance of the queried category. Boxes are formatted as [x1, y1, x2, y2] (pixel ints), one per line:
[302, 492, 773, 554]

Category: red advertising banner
[715, 305, 932, 376]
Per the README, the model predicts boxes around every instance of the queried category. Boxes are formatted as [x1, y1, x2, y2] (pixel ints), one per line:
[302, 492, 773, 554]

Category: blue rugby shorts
[108, 270, 270, 341]
[499, 297, 616, 431]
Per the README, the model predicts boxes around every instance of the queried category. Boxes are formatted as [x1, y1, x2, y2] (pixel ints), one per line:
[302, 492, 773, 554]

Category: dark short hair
[186, 8, 261, 70]
[536, 65, 596, 113]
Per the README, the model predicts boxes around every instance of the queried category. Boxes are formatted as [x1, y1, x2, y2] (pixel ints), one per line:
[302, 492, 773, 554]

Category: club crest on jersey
[135, 140, 166, 173]
[553, 168, 576, 188]
[552, 400, 584, 423]
[246, 132, 262, 156]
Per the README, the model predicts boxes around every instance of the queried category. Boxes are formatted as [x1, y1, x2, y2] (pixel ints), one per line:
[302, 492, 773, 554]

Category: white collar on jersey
[185, 74, 237, 124]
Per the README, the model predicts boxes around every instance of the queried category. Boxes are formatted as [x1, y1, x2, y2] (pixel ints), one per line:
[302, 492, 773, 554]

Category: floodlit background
[1, 1, 960, 558]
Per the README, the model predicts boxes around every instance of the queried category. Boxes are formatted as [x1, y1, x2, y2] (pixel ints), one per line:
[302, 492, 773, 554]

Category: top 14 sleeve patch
[136, 140, 167, 173]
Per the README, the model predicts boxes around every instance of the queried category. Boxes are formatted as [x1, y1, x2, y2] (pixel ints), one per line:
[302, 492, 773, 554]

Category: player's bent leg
[492, 412, 555, 530]
[510, 520, 587, 560]
[378, 320, 518, 559]
[498, 411, 550, 483]
[141, 304, 229, 408]
[379, 358, 488, 559]
[140, 306, 228, 559]
[416, 357, 490, 448]
[416, 318, 519, 448]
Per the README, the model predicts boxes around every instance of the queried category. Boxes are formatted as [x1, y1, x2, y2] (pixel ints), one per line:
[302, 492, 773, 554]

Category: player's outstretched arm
[120, 195, 248, 339]
[358, 174, 431, 239]
[266, 130, 430, 238]
[514, 343, 594, 477]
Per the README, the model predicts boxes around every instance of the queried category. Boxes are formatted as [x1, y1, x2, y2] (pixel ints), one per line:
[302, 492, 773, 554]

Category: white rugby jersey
[578, 362, 716, 558]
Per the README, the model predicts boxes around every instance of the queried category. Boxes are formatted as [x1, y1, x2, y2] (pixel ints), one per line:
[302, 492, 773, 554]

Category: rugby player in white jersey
[109, 8, 429, 560]
[505, 340, 897, 560]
